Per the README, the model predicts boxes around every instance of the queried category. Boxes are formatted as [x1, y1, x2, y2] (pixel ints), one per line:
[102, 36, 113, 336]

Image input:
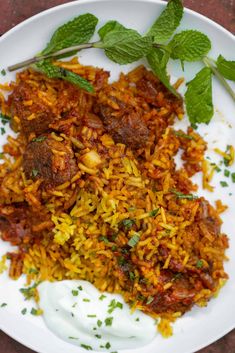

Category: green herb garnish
[99, 294, 107, 301]
[105, 342, 111, 349]
[81, 344, 93, 351]
[224, 169, 230, 177]
[72, 290, 79, 296]
[20, 283, 38, 300]
[97, 319, 102, 327]
[78, 285, 83, 290]
[69, 336, 78, 340]
[30, 307, 41, 316]
[95, 334, 102, 339]
[1, 69, 6, 76]
[32, 136, 47, 143]
[121, 218, 135, 229]
[21, 308, 27, 315]
[1, 303, 7, 308]
[174, 131, 193, 140]
[105, 317, 113, 326]
[220, 181, 228, 187]
[146, 296, 154, 305]
[171, 189, 198, 200]
[83, 298, 90, 302]
[107, 299, 123, 314]
[128, 233, 140, 247]
[196, 260, 203, 268]
[99, 236, 109, 244]
[129, 271, 135, 281]
[231, 173, 235, 183]
[31, 169, 39, 178]
[149, 208, 160, 217]
[87, 314, 96, 318]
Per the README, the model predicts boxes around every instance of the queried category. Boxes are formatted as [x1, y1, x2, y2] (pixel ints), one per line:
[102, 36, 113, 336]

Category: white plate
[0, 1, 235, 353]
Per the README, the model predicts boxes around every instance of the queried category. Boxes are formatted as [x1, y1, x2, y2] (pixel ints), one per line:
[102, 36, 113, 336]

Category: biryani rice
[0, 59, 229, 335]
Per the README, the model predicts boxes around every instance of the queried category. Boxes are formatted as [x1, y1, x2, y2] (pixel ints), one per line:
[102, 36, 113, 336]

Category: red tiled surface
[0, 0, 234, 352]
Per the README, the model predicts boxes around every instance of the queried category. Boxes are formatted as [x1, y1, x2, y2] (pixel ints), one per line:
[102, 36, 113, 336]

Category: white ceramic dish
[0, 1, 235, 352]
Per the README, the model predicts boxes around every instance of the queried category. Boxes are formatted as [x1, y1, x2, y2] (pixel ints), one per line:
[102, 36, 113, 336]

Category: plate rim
[0, 1, 234, 353]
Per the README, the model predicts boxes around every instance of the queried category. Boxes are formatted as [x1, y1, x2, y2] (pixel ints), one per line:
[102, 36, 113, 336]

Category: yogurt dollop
[38, 280, 157, 351]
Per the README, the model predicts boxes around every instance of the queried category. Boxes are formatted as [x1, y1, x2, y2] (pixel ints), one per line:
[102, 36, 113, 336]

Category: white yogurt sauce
[38, 280, 157, 351]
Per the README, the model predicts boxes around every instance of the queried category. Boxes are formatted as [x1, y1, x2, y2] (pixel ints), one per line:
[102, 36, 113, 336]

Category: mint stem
[7, 42, 97, 72]
[203, 57, 235, 102]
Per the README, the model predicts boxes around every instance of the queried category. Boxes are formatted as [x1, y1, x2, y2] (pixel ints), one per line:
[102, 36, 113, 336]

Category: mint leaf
[185, 67, 213, 124]
[95, 29, 153, 64]
[36, 61, 94, 92]
[147, 48, 179, 96]
[42, 13, 98, 55]
[216, 55, 235, 81]
[148, 0, 183, 43]
[98, 21, 126, 40]
[169, 30, 211, 62]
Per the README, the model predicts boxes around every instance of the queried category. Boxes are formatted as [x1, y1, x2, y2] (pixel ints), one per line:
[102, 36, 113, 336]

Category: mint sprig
[216, 55, 235, 81]
[148, 0, 183, 43]
[42, 13, 98, 55]
[185, 67, 213, 124]
[95, 28, 153, 64]
[169, 30, 211, 62]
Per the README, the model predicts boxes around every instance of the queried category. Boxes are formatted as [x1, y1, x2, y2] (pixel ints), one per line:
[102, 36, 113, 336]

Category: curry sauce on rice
[0, 59, 229, 332]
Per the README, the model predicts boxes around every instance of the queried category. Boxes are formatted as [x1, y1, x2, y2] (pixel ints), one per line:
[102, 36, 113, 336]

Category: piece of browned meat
[98, 104, 149, 150]
[8, 82, 56, 135]
[23, 135, 77, 186]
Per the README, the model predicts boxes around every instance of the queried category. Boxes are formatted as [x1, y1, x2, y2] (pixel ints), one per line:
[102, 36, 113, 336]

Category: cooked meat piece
[23, 136, 77, 186]
[99, 105, 149, 150]
[8, 82, 56, 135]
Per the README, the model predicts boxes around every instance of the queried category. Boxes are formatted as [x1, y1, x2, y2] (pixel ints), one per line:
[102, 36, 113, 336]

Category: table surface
[0, 0, 235, 352]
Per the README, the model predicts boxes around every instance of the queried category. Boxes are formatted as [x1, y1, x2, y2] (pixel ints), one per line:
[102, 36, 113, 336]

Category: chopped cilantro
[220, 181, 228, 187]
[149, 208, 160, 217]
[99, 294, 107, 301]
[128, 233, 140, 247]
[72, 289, 79, 297]
[21, 308, 27, 315]
[105, 317, 113, 326]
[196, 260, 203, 268]
[97, 319, 102, 327]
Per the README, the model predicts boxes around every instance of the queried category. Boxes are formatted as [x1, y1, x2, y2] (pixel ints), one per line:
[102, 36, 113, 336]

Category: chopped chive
[72, 290, 79, 296]
[129, 271, 135, 281]
[108, 299, 123, 314]
[30, 307, 41, 316]
[118, 256, 126, 266]
[99, 236, 109, 244]
[97, 319, 102, 327]
[174, 131, 194, 140]
[95, 334, 102, 339]
[128, 233, 140, 247]
[231, 173, 235, 183]
[0, 152, 4, 159]
[224, 169, 230, 177]
[80, 344, 93, 350]
[32, 136, 47, 143]
[93, 327, 97, 331]
[1, 127, 6, 135]
[135, 317, 140, 322]
[215, 166, 221, 172]
[99, 294, 106, 301]
[28, 268, 39, 274]
[71, 312, 74, 317]
[83, 298, 90, 302]
[69, 336, 78, 340]
[105, 317, 113, 326]
[21, 308, 27, 315]
[1, 303, 7, 308]
[220, 181, 228, 187]
[78, 285, 83, 291]
[1, 69, 6, 76]
[121, 219, 135, 229]
[87, 314, 96, 318]
[105, 342, 111, 349]
[171, 189, 198, 200]
[149, 208, 160, 217]
[72, 302, 77, 308]
[31, 169, 39, 177]
[146, 296, 154, 305]
[111, 245, 117, 251]
[128, 206, 136, 211]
